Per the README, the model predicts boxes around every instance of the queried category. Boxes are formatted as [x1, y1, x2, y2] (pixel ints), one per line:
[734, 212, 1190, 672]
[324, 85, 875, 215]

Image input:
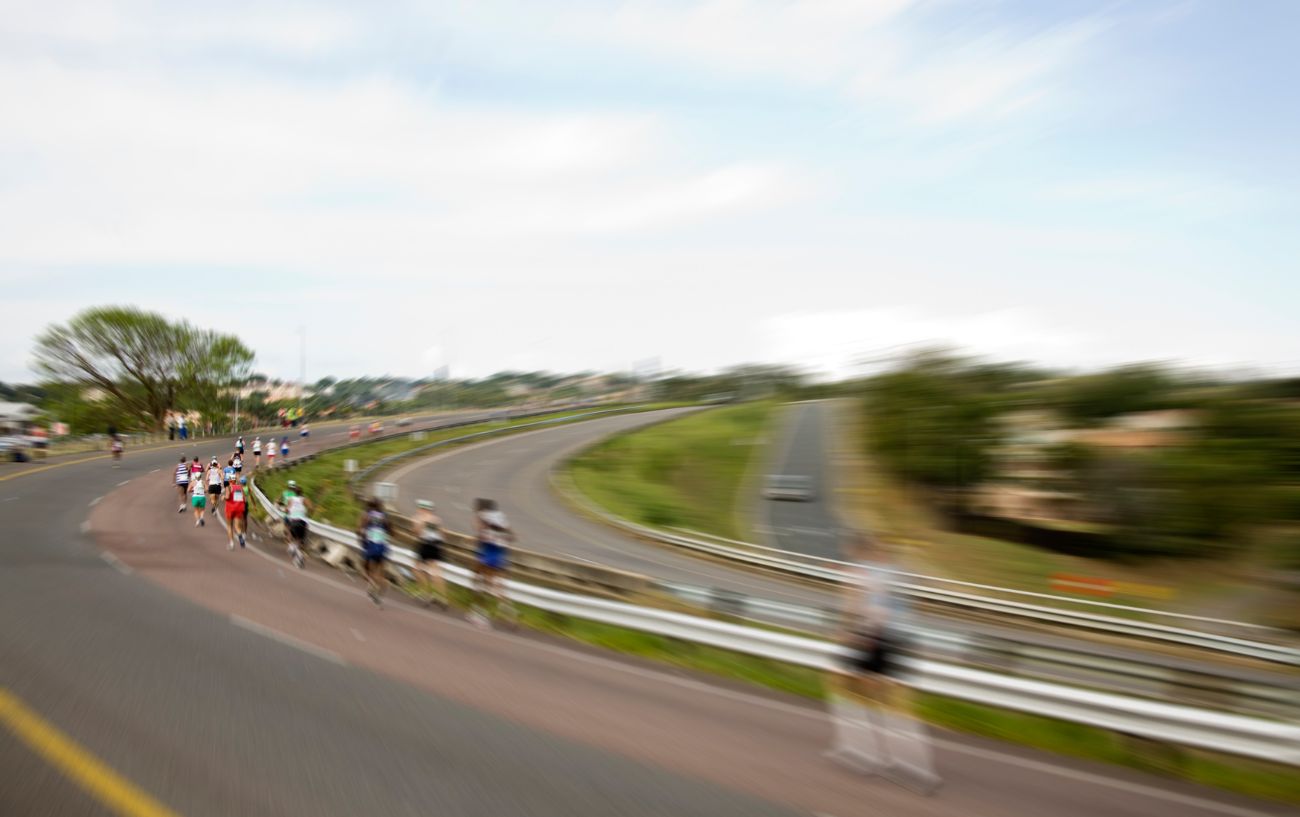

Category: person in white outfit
[825, 532, 939, 794]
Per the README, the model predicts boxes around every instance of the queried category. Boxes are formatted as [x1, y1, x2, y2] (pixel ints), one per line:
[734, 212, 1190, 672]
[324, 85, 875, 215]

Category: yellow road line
[0, 453, 114, 483]
[0, 687, 183, 817]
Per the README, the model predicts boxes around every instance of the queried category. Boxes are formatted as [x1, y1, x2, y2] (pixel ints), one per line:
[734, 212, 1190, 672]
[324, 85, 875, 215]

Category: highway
[755, 401, 844, 559]
[1, 409, 1292, 816]
[382, 408, 835, 610]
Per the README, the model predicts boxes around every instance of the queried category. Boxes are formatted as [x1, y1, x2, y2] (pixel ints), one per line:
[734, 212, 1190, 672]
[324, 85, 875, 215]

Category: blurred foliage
[863, 350, 1300, 560]
[1047, 363, 1195, 425]
[862, 351, 1021, 491]
[653, 364, 805, 403]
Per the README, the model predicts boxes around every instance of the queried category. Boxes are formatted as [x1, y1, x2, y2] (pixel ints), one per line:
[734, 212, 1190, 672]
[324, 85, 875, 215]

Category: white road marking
[350, 628, 366, 642]
[151, 468, 160, 473]
[117, 479, 130, 486]
[230, 614, 346, 666]
[100, 551, 133, 575]
[79, 520, 91, 534]
[88, 496, 102, 507]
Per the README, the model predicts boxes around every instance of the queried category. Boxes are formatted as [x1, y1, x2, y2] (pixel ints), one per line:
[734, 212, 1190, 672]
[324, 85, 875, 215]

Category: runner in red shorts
[224, 476, 248, 551]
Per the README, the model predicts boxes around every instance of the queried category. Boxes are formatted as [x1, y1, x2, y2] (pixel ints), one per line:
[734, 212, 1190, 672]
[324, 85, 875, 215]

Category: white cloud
[0, 57, 802, 274]
[1, 0, 357, 55]
[763, 307, 1089, 378]
[546, 0, 1104, 126]
[1048, 174, 1262, 218]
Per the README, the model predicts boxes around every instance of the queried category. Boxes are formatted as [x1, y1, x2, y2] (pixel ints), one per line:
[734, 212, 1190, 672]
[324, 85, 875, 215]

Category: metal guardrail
[262, 409, 1300, 720]
[246, 477, 1300, 765]
[555, 478, 1300, 667]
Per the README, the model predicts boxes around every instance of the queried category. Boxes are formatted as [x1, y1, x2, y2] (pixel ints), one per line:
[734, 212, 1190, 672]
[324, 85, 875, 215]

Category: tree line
[860, 351, 1300, 563]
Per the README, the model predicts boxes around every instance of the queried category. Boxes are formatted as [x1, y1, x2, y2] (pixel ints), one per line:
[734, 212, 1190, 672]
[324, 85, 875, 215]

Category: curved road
[383, 408, 834, 610]
[1, 410, 1289, 816]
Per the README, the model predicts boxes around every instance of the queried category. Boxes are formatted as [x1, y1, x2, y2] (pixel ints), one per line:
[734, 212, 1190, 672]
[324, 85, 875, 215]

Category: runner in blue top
[471, 497, 515, 627]
[357, 498, 391, 607]
[279, 436, 290, 459]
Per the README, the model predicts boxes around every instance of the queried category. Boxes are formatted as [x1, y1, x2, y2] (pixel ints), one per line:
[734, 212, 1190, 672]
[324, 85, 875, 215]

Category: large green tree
[863, 351, 1009, 490]
[33, 306, 254, 431]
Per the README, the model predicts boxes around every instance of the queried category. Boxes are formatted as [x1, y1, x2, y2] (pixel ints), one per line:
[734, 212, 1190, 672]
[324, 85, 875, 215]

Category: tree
[1049, 364, 1192, 425]
[33, 306, 254, 431]
[863, 351, 1003, 490]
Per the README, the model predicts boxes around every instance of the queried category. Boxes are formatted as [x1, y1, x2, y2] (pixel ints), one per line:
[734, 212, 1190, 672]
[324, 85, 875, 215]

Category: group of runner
[348, 492, 514, 627]
[171, 450, 249, 550]
[163, 428, 936, 790]
[161, 430, 511, 625]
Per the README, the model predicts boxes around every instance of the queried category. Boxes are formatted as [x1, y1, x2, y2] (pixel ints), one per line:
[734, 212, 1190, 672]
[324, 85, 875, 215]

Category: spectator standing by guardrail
[826, 532, 939, 795]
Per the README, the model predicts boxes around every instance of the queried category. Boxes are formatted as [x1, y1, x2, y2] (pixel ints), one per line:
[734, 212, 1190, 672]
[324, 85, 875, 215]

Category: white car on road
[763, 474, 814, 501]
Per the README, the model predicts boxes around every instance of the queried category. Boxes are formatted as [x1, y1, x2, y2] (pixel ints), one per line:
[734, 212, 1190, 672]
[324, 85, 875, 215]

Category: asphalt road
[2, 411, 808, 816]
[1, 407, 1292, 816]
[383, 408, 835, 610]
[382, 406, 1300, 696]
[756, 401, 844, 559]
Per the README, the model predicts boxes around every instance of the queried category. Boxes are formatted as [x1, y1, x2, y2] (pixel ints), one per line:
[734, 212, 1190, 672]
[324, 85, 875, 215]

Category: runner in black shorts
[205, 458, 223, 515]
[413, 499, 448, 609]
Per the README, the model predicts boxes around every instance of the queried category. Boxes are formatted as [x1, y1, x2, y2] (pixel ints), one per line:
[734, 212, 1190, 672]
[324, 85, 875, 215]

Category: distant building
[972, 409, 1199, 524]
[241, 381, 308, 402]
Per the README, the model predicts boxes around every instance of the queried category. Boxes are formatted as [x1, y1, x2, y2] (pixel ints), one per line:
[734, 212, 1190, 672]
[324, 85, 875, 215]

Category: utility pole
[299, 325, 307, 411]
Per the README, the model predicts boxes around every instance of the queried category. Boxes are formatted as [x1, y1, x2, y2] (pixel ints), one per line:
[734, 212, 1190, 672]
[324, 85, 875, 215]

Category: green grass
[914, 694, 1300, 804]
[257, 405, 681, 527]
[395, 576, 1300, 806]
[568, 401, 773, 541]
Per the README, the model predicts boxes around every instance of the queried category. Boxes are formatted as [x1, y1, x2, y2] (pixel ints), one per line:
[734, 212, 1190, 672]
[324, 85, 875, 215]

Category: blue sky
[1, 0, 1297, 382]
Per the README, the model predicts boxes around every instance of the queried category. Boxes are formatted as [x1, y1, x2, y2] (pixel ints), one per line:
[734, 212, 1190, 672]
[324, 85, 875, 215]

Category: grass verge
[567, 401, 773, 541]
[257, 405, 682, 527]
[393, 578, 1299, 805]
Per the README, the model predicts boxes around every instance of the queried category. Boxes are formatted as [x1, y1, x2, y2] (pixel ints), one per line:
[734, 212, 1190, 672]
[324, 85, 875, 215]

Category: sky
[2, 0, 1298, 383]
